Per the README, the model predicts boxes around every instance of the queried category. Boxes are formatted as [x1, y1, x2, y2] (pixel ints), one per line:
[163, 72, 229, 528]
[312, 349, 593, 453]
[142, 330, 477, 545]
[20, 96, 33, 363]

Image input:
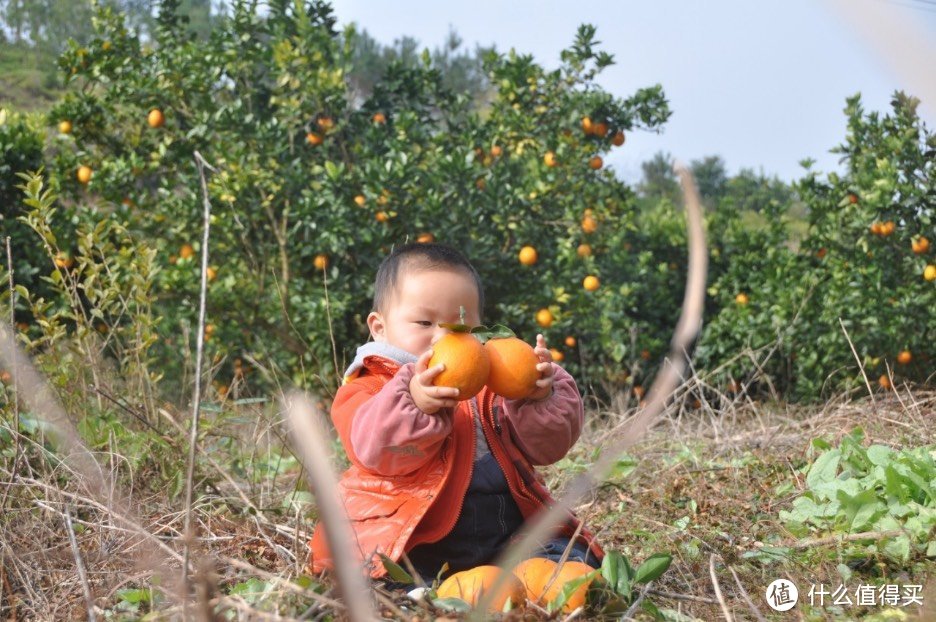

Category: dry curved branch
[473, 163, 708, 617]
[284, 391, 379, 622]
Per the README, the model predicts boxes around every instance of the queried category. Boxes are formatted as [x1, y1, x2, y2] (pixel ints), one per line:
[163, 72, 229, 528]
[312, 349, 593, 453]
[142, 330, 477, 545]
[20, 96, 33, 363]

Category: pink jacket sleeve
[500, 364, 583, 465]
[345, 363, 453, 475]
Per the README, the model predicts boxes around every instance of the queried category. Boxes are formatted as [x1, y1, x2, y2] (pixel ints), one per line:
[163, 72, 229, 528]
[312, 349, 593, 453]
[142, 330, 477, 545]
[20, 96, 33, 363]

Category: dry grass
[2, 380, 934, 620]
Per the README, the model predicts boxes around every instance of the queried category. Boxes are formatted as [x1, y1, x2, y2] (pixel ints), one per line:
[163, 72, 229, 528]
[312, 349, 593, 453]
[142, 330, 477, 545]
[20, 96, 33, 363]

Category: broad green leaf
[806, 449, 841, 488]
[634, 553, 671, 584]
[378, 553, 414, 584]
[867, 445, 894, 466]
[600, 550, 632, 596]
[882, 535, 911, 561]
[431, 597, 471, 612]
[836, 488, 882, 532]
[546, 570, 599, 613]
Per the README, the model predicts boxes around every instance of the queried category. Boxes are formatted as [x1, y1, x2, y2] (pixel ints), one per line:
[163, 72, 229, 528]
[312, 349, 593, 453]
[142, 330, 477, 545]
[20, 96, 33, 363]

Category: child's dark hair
[373, 242, 485, 314]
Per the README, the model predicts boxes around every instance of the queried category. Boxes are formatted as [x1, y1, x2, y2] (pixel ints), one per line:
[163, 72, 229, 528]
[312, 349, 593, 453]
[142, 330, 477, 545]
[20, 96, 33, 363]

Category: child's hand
[409, 349, 460, 414]
[528, 334, 555, 401]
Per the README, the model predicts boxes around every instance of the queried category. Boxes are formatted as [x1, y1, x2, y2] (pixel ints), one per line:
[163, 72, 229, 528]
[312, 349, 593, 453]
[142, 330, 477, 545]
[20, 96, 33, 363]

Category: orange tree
[696, 93, 935, 399]
[31, 0, 675, 399]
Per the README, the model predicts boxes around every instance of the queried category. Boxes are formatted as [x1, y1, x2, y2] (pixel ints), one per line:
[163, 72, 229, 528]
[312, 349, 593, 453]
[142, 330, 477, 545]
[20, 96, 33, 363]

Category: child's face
[367, 266, 482, 356]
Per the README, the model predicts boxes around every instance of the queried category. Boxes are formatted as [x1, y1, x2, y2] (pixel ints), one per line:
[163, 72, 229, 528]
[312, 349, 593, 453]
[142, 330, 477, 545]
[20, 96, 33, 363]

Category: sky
[328, 0, 936, 185]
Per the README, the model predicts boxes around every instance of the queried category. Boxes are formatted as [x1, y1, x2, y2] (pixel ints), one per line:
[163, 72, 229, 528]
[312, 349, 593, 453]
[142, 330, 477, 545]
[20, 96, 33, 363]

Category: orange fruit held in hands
[897, 350, 912, 365]
[518, 245, 538, 265]
[536, 308, 554, 328]
[912, 236, 930, 254]
[485, 337, 540, 400]
[76, 165, 92, 185]
[513, 558, 597, 613]
[436, 565, 526, 612]
[429, 332, 490, 400]
[59, 120, 72, 134]
[147, 108, 165, 128]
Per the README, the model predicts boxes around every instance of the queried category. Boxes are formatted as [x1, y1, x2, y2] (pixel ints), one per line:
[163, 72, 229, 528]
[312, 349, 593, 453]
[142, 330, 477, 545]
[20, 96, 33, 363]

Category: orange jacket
[309, 351, 603, 578]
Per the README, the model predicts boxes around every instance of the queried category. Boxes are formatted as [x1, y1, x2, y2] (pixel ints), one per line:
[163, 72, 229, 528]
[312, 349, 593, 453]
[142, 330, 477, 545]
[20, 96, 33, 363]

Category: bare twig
[182, 150, 216, 593]
[622, 582, 651, 620]
[709, 554, 733, 622]
[64, 506, 97, 622]
[729, 565, 766, 622]
[2, 236, 22, 511]
[839, 318, 875, 407]
[473, 163, 708, 617]
[787, 528, 904, 549]
[646, 588, 719, 604]
[285, 392, 378, 622]
[320, 264, 341, 388]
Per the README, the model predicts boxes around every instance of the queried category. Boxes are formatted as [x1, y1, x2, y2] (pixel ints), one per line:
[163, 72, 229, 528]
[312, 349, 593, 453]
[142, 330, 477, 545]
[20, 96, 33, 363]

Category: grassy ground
[1, 378, 934, 620]
[0, 44, 65, 112]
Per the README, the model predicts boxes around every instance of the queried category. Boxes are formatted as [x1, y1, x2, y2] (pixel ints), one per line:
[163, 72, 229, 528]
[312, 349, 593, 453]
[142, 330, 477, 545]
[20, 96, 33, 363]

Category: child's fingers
[428, 385, 460, 400]
[536, 333, 547, 349]
[418, 362, 446, 384]
[414, 349, 434, 373]
[536, 360, 554, 376]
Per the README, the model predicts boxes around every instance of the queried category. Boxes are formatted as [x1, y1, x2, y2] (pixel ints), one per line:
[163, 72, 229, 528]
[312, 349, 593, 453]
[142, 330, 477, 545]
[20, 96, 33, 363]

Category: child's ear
[366, 311, 386, 342]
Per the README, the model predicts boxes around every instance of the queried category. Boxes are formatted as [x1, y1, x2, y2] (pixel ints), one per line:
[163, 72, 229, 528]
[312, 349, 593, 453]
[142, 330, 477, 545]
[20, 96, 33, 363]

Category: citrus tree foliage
[14, 0, 933, 403]
[38, 0, 671, 396]
[697, 93, 935, 399]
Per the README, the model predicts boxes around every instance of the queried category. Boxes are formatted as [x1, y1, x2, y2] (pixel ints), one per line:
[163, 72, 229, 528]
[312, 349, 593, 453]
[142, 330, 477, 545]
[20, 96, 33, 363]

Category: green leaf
[431, 597, 472, 612]
[601, 550, 633, 596]
[836, 488, 883, 532]
[470, 323, 516, 342]
[866, 444, 893, 466]
[378, 553, 414, 584]
[882, 535, 911, 561]
[806, 449, 841, 488]
[116, 588, 152, 605]
[634, 553, 671, 584]
[547, 570, 599, 613]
